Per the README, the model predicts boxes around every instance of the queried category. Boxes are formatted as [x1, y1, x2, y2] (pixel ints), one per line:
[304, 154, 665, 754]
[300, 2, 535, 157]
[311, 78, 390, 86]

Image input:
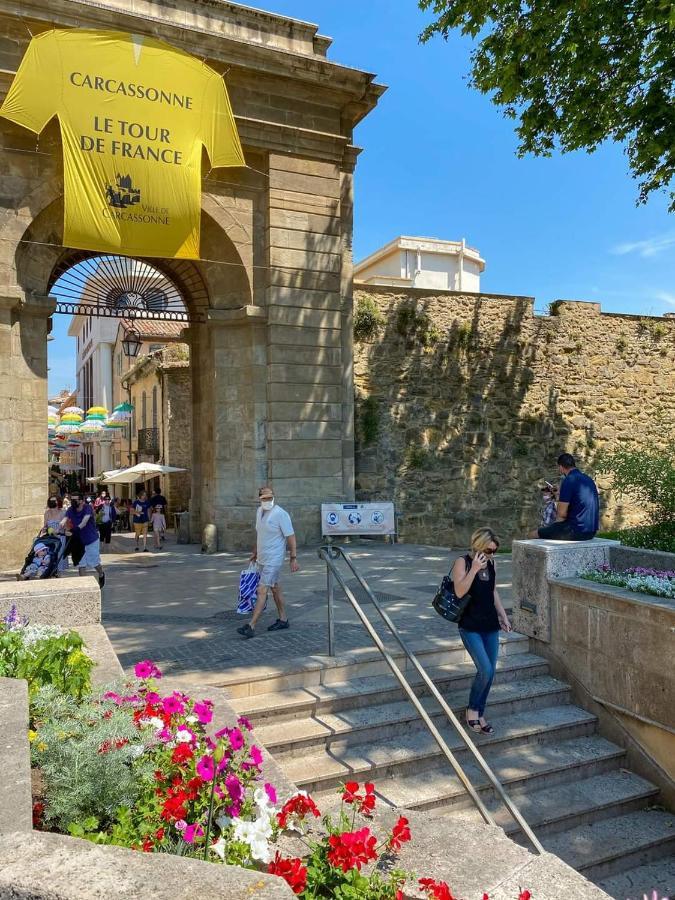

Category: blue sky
[48, 0, 674, 393]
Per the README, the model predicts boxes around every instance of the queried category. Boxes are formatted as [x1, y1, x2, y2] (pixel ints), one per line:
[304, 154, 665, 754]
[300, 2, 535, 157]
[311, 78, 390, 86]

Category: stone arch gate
[0, 0, 384, 566]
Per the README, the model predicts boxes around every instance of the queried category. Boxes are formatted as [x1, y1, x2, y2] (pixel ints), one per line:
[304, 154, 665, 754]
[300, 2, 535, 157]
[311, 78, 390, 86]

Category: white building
[68, 311, 118, 477]
[66, 257, 180, 479]
[354, 236, 485, 293]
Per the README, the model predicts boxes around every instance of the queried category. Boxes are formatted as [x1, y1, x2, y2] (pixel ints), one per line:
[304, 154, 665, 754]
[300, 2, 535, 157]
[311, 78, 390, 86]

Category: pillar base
[0, 515, 44, 572]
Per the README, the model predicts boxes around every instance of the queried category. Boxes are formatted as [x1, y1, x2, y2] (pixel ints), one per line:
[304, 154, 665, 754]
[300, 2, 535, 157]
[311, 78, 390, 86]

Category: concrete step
[218, 631, 529, 698]
[286, 703, 598, 795]
[257, 675, 571, 758]
[544, 809, 675, 881]
[330, 736, 626, 817]
[596, 856, 675, 900]
[437, 771, 658, 841]
[231, 652, 550, 724]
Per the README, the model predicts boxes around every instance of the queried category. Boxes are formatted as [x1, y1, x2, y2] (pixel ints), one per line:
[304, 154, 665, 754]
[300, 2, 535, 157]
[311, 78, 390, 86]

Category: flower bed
[0, 605, 93, 699]
[580, 565, 675, 599]
[27, 659, 532, 899]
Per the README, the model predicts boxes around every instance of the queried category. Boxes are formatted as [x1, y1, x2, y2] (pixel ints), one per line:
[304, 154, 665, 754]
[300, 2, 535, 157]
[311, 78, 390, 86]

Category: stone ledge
[0, 578, 101, 626]
[0, 677, 31, 835]
[0, 831, 293, 899]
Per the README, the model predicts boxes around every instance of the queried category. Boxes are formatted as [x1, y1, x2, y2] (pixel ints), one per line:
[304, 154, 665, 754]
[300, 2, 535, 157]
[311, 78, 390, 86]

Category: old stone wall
[353, 287, 675, 546]
[163, 365, 192, 515]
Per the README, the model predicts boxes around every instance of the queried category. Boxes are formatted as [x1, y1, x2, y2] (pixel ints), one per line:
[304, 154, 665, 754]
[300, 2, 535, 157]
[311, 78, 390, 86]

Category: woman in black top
[451, 527, 511, 734]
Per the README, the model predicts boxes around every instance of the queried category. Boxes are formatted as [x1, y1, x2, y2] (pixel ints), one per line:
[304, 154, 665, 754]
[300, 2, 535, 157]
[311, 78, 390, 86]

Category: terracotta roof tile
[118, 319, 186, 339]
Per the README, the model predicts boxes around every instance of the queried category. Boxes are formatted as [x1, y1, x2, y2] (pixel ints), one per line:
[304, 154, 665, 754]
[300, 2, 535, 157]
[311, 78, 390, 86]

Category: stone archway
[0, 192, 257, 565]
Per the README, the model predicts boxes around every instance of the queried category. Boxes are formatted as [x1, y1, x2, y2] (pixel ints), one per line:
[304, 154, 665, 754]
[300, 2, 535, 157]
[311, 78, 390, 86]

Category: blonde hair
[470, 527, 500, 554]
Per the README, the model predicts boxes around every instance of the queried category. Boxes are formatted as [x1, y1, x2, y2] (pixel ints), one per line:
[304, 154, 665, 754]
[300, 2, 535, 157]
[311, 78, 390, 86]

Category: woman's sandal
[478, 719, 495, 734]
[465, 710, 483, 733]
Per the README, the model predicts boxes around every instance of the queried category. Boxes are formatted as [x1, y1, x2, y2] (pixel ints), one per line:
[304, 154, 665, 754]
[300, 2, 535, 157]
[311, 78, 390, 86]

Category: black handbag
[432, 557, 471, 623]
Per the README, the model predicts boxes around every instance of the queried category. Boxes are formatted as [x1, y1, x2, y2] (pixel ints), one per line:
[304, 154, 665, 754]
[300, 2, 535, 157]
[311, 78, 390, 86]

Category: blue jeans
[459, 628, 500, 716]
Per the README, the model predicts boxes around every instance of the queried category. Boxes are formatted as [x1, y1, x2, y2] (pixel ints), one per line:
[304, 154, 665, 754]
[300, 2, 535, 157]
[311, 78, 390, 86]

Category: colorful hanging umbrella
[62, 406, 85, 416]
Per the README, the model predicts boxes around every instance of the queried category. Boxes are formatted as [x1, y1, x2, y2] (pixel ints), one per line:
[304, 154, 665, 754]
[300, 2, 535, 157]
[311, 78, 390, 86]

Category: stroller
[19, 533, 69, 580]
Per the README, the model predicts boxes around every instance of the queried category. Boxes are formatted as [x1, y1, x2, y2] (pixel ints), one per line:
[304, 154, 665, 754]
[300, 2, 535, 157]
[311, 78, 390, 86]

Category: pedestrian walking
[237, 486, 299, 639]
[451, 527, 511, 735]
[43, 496, 68, 572]
[65, 493, 105, 587]
[132, 490, 151, 552]
[150, 487, 168, 542]
[96, 495, 116, 550]
[151, 504, 166, 550]
[537, 453, 599, 541]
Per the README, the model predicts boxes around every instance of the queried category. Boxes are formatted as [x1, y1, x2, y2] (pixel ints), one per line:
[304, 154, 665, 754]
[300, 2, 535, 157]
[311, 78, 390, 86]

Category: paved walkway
[94, 533, 513, 686]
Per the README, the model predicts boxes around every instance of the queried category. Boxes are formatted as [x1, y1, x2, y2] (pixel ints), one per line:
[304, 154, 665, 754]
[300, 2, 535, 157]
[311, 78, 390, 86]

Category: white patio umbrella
[86, 470, 123, 483]
[101, 462, 187, 485]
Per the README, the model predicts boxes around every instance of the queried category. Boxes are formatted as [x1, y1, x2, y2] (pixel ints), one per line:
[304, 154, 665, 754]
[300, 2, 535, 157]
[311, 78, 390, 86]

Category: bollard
[201, 523, 217, 554]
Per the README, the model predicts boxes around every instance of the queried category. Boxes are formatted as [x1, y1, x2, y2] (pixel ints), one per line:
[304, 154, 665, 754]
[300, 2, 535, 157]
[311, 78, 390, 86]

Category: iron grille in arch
[48, 253, 195, 322]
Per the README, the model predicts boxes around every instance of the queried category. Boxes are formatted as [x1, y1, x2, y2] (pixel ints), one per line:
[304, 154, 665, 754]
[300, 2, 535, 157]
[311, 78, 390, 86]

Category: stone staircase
[229, 632, 675, 899]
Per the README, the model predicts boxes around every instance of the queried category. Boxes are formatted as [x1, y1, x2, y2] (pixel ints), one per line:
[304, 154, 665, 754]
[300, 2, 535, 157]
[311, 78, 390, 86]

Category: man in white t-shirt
[237, 486, 300, 639]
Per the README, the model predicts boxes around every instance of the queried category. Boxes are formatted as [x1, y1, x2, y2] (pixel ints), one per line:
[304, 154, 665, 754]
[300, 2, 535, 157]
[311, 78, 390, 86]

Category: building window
[149, 343, 163, 354]
[152, 386, 158, 429]
[142, 391, 147, 431]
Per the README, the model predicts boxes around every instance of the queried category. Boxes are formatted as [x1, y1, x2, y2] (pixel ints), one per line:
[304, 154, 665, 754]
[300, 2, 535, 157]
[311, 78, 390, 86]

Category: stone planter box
[511, 538, 675, 805]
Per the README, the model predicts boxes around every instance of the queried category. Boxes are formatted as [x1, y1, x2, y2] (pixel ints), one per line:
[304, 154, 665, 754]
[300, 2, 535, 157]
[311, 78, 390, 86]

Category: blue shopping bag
[236, 564, 264, 614]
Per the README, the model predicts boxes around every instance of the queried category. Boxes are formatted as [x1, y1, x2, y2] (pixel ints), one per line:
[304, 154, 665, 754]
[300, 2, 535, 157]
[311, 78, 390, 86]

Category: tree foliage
[596, 440, 675, 522]
[419, 0, 675, 210]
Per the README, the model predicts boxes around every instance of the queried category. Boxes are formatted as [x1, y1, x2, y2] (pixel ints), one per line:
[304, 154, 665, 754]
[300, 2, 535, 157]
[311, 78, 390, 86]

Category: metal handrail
[319, 544, 544, 855]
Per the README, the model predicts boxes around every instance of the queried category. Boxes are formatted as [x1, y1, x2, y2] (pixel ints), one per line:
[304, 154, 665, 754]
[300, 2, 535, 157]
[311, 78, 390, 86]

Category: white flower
[186, 715, 198, 724]
[216, 814, 232, 831]
[140, 716, 165, 731]
[210, 836, 226, 860]
[174, 728, 192, 743]
[232, 816, 273, 863]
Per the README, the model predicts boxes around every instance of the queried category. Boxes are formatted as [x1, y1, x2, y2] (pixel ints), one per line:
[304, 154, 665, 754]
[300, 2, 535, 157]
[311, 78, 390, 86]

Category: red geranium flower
[419, 878, 459, 900]
[277, 793, 321, 829]
[171, 743, 193, 765]
[519, 892, 532, 900]
[341, 780, 376, 816]
[141, 836, 154, 852]
[160, 789, 188, 822]
[32, 801, 45, 829]
[327, 826, 378, 872]
[388, 815, 411, 852]
[268, 852, 308, 895]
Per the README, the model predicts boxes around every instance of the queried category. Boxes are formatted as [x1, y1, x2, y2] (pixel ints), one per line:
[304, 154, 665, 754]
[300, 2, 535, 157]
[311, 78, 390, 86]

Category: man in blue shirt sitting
[537, 453, 599, 541]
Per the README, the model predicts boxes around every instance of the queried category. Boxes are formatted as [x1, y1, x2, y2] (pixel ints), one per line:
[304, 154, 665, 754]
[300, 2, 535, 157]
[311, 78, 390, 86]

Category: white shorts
[257, 561, 282, 587]
[80, 538, 101, 569]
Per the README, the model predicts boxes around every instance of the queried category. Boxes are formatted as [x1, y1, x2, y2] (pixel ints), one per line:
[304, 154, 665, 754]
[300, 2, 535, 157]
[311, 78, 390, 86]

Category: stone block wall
[353, 287, 675, 546]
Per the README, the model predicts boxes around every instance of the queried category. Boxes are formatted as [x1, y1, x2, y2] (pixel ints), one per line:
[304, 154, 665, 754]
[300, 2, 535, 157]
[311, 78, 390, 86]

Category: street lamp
[122, 325, 142, 359]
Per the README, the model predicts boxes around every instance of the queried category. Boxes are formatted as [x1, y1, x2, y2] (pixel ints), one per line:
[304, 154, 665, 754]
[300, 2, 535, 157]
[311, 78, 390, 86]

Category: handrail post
[327, 563, 335, 657]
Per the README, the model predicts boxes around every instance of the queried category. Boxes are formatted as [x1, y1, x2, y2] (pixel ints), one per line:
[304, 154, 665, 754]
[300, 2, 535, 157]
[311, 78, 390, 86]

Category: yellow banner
[1, 29, 244, 259]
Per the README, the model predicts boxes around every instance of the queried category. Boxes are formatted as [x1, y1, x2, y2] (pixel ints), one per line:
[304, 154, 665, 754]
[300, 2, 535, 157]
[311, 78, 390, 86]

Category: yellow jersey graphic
[1, 29, 244, 259]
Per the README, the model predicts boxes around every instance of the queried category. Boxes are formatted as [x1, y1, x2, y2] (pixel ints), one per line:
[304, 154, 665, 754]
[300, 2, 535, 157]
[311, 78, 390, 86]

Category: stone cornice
[2, 1, 386, 128]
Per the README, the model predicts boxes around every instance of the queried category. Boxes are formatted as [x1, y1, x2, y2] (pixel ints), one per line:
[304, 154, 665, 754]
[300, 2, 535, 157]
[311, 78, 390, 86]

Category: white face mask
[261, 499, 274, 511]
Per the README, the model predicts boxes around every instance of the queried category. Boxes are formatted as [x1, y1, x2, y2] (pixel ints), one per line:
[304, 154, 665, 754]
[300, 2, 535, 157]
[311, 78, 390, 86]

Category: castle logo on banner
[0, 29, 244, 259]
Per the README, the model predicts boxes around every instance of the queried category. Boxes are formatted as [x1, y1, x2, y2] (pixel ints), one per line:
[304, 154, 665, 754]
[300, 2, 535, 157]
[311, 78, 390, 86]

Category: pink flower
[228, 727, 244, 751]
[134, 660, 162, 680]
[249, 745, 263, 766]
[145, 691, 161, 704]
[182, 823, 204, 844]
[162, 695, 185, 716]
[264, 783, 277, 805]
[174, 819, 187, 832]
[103, 691, 122, 704]
[237, 715, 253, 731]
[196, 754, 215, 782]
[193, 701, 213, 725]
[157, 727, 173, 744]
[225, 773, 243, 803]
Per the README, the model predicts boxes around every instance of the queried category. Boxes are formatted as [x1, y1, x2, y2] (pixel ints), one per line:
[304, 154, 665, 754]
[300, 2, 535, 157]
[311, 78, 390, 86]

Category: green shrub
[0, 613, 93, 700]
[406, 447, 429, 469]
[30, 686, 151, 831]
[596, 441, 675, 523]
[395, 301, 440, 346]
[353, 296, 384, 342]
[613, 521, 675, 554]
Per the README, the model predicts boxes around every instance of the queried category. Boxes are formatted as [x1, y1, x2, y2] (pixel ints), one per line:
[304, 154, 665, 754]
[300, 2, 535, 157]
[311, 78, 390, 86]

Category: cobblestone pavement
[98, 534, 513, 685]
